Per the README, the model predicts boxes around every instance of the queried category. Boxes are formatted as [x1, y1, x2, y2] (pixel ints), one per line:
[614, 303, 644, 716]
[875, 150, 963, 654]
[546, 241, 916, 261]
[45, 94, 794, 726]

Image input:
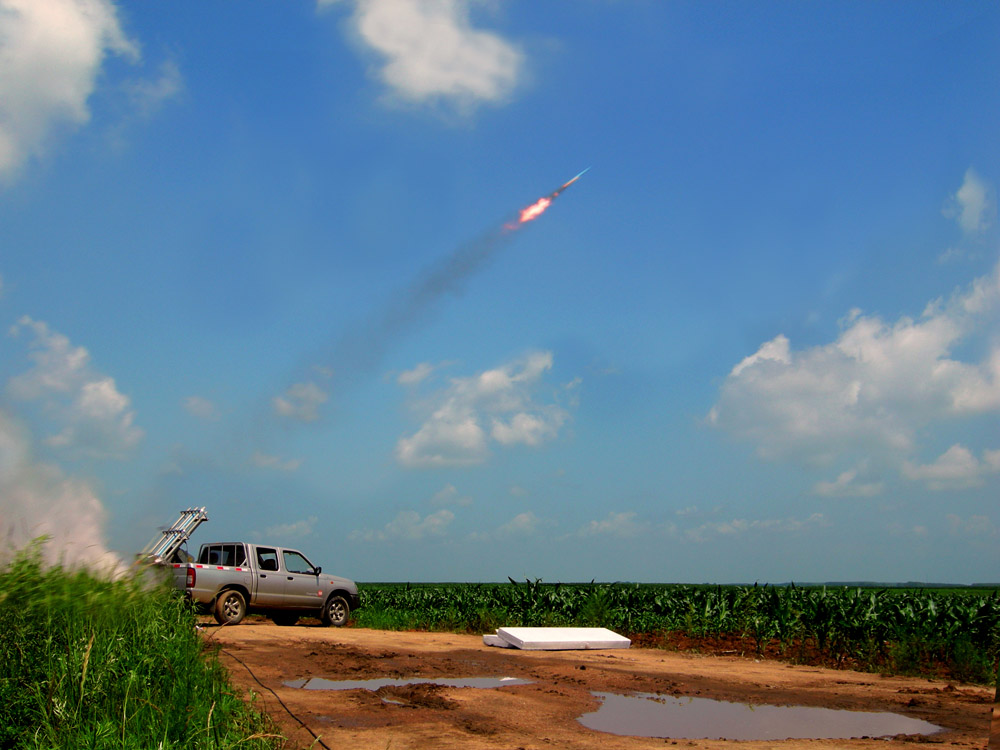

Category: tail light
[186, 567, 196, 588]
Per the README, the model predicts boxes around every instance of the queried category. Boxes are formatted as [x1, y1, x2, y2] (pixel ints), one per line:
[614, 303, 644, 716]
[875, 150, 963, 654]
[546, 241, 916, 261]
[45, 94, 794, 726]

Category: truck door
[253, 547, 285, 606]
[281, 549, 326, 609]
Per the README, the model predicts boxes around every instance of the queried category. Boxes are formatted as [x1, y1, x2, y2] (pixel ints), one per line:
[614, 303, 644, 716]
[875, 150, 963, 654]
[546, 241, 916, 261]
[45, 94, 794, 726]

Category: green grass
[0, 541, 281, 750]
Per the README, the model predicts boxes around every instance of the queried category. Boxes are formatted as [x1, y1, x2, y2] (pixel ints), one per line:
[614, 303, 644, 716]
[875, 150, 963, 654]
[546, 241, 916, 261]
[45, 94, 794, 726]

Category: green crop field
[354, 580, 1000, 683]
[0, 543, 280, 750]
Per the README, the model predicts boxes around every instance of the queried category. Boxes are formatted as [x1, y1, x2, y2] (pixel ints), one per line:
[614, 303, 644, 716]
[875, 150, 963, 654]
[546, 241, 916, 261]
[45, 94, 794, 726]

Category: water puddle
[579, 693, 943, 741]
[285, 676, 531, 691]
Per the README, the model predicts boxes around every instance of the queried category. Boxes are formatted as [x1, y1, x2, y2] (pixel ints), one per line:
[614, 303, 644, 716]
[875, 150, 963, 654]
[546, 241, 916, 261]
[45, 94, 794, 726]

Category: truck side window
[282, 550, 314, 575]
[199, 545, 220, 565]
[257, 548, 279, 572]
[231, 544, 247, 567]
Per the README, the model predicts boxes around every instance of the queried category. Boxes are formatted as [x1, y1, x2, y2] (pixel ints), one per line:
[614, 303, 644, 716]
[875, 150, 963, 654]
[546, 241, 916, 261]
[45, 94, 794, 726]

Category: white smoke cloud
[7, 316, 143, 458]
[395, 352, 572, 468]
[320, 0, 523, 110]
[0, 409, 121, 572]
[0, 0, 138, 182]
[709, 261, 1000, 489]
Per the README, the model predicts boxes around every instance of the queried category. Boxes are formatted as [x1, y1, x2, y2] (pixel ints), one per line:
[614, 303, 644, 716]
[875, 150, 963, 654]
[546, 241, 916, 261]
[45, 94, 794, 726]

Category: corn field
[355, 580, 1000, 683]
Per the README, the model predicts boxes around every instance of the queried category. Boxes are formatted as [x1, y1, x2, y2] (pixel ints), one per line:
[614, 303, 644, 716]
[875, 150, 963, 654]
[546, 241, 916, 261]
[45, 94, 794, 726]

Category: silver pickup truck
[172, 541, 361, 626]
[144, 508, 360, 626]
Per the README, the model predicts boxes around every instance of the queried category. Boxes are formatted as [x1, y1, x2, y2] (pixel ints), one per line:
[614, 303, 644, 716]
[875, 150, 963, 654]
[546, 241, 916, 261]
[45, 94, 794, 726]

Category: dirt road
[205, 621, 992, 750]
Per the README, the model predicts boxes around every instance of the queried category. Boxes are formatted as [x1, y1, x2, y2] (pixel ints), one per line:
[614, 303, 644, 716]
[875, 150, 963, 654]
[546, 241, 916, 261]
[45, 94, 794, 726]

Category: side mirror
[314, 566, 322, 576]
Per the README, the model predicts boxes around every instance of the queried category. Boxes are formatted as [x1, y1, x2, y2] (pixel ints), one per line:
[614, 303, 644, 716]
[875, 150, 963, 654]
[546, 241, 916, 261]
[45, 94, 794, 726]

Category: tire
[271, 613, 299, 627]
[322, 594, 350, 627]
[214, 590, 247, 625]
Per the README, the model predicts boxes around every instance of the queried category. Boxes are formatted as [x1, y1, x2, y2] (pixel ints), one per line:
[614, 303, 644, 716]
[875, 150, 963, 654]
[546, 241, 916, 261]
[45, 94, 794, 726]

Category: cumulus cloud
[902, 444, 1000, 491]
[429, 483, 473, 507]
[395, 351, 572, 468]
[273, 381, 328, 422]
[709, 262, 1000, 485]
[350, 508, 455, 542]
[497, 511, 541, 536]
[0, 409, 121, 571]
[813, 465, 884, 498]
[943, 168, 995, 235]
[321, 0, 523, 110]
[7, 316, 143, 457]
[0, 0, 138, 181]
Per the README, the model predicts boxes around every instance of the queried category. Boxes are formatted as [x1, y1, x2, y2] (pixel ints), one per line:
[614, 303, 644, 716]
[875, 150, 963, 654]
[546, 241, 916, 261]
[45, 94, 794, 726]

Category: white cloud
[395, 351, 571, 468]
[0, 408, 121, 572]
[491, 409, 566, 446]
[813, 466, 884, 498]
[321, 0, 523, 111]
[686, 513, 828, 543]
[125, 59, 182, 117]
[398, 361, 435, 385]
[946, 513, 997, 538]
[183, 395, 218, 420]
[261, 516, 318, 541]
[429, 483, 473, 507]
[252, 451, 303, 472]
[943, 168, 995, 235]
[709, 262, 1000, 481]
[497, 511, 541, 536]
[577, 511, 644, 538]
[273, 381, 328, 422]
[351, 508, 455, 542]
[902, 444, 1000, 490]
[7, 316, 142, 457]
[0, 0, 138, 182]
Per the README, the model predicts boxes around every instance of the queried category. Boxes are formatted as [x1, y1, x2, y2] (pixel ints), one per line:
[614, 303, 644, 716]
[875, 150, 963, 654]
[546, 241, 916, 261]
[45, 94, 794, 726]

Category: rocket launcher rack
[139, 507, 209, 564]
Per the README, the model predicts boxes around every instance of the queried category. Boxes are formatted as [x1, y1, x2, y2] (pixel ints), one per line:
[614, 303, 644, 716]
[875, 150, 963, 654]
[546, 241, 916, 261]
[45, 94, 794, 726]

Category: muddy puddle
[285, 676, 532, 691]
[579, 692, 943, 741]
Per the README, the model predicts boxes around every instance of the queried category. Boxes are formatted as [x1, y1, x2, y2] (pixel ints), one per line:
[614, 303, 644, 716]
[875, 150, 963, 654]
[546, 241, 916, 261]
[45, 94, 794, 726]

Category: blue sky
[1, 0, 997, 583]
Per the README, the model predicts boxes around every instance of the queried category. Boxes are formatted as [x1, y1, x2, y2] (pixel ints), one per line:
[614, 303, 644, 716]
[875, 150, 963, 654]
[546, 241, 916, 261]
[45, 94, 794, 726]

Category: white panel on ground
[489, 627, 631, 650]
[482, 633, 516, 648]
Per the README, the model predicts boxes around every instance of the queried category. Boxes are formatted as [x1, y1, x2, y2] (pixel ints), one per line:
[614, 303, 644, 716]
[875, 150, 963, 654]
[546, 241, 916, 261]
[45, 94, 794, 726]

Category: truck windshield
[282, 550, 315, 575]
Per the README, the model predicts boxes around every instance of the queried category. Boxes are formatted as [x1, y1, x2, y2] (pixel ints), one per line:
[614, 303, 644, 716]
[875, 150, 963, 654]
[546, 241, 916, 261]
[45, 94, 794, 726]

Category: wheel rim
[328, 599, 346, 623]
[224, 594, 242, 619]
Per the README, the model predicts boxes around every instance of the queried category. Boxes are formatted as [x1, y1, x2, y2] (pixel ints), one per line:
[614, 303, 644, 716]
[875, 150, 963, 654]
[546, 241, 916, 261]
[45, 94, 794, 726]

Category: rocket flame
[509, 167, 590, 229]
[519, 196, 552, 223]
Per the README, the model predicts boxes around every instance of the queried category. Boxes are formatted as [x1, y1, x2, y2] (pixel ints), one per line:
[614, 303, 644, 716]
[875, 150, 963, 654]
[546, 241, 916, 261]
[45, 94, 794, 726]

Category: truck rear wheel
[214, 590, 247, 625]
[322, 594, 350, 627]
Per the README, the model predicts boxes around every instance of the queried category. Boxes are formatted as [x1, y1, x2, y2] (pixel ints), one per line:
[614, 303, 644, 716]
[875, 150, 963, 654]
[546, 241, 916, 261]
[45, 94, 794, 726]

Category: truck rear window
[198, 544, 247, 567]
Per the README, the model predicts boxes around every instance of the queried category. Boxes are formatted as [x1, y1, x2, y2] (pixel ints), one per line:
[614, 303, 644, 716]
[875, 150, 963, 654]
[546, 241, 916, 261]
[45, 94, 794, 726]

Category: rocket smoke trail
[323, 168, 590, 388]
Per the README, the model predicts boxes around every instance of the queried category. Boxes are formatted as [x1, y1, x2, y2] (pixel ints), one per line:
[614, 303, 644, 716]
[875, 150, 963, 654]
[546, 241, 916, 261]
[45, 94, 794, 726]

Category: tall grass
[0, 542, 280, 750]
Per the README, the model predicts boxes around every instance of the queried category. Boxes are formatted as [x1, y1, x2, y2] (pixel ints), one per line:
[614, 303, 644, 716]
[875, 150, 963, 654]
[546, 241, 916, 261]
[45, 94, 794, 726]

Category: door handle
[287, 576, 294, 581]
[260, 574, 267, 578]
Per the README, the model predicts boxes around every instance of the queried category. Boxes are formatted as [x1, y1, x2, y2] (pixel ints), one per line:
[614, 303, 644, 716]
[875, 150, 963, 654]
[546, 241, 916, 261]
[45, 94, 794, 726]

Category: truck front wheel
[214, 590, 247, 625]
[322, 594, 350, 627]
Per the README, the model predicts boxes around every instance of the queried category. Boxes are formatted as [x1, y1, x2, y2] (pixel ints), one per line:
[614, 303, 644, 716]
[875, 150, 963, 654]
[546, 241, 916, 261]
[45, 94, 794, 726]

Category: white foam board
[482, 633, 516, 648]
[491, 627, 630, 650]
